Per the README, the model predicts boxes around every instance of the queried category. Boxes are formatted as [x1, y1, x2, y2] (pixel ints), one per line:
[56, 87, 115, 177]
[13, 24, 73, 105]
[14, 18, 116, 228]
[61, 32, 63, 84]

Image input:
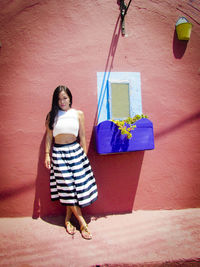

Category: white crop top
[53, 109, 79, 137]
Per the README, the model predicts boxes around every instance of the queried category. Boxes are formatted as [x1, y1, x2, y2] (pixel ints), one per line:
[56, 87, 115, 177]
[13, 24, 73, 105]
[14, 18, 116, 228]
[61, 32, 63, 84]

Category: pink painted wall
[0, 0, 199, 217]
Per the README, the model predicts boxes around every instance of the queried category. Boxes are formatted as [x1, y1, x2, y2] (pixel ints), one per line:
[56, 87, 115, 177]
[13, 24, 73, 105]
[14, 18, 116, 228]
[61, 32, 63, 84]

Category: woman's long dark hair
[47, 85, 72, 130]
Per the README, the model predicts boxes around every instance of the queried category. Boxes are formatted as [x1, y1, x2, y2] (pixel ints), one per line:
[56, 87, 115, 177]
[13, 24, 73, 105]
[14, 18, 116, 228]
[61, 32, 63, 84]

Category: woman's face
[58, 90, 71, 111]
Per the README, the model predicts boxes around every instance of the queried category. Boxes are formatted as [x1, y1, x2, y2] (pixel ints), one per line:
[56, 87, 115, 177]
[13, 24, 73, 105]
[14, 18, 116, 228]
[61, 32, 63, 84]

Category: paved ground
[0, 209, 200, 267]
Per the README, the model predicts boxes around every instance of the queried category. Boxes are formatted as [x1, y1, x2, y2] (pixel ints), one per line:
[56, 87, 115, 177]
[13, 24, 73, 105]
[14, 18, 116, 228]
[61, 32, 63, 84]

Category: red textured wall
[0, 0, 199, 217]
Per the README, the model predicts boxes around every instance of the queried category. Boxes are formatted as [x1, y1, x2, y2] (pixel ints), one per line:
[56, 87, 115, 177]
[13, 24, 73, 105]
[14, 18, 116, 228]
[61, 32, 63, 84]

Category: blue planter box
[95, 118, 155, 154]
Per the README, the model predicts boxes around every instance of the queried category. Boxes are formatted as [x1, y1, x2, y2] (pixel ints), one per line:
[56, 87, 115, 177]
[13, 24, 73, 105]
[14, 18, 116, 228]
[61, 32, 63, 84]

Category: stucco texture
[0, 0, 199, 217]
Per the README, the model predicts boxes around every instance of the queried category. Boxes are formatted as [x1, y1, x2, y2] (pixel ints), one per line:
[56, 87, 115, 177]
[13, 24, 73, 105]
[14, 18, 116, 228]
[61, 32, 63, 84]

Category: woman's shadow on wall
[32, 135, 66, 226]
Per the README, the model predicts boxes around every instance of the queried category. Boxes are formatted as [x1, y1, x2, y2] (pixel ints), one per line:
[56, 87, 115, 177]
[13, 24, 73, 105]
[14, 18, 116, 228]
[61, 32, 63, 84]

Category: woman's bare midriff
[54, 134, 77, 144]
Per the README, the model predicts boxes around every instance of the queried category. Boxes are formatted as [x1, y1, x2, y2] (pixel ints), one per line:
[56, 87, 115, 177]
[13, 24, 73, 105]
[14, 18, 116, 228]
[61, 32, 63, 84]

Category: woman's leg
[65, 206, 76, 235]
[65, 206, 72, 223]
[70, 206, 92, 239]
[70, 206, 86, 226]
[66, 206, 86, 226]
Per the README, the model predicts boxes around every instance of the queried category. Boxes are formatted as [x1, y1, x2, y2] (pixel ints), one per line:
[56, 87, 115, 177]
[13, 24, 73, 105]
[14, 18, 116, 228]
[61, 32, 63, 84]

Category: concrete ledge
[96, 258, 200, 267]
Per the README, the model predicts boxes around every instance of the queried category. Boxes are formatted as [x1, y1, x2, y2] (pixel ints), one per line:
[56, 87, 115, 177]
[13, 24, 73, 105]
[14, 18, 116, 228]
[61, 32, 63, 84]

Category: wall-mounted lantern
[175, 17, 193, 41]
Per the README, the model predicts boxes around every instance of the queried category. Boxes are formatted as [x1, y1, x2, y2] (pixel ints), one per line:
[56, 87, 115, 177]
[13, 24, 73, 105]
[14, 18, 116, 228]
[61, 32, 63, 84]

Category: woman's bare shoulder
[75, 109, 84, 118]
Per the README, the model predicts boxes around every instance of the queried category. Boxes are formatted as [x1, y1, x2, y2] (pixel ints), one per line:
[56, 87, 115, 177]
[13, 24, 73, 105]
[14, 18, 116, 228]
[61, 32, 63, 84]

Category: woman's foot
[80, 224, 92, 240]
[65, 221, 76, 235]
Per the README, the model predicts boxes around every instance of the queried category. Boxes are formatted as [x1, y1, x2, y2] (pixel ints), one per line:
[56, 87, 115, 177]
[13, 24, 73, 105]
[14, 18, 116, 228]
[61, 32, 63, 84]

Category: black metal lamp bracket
[120, 0, 132, 35]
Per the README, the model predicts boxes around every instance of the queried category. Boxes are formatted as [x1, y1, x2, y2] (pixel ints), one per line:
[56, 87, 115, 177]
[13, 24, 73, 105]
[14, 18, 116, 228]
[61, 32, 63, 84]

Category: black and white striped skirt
[50, 142, 98, 207]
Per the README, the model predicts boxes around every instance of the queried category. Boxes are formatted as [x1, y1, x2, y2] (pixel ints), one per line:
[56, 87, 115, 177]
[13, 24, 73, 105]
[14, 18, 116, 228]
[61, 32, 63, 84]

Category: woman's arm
[78, 110, 87, 154]
[45, 115, 53, 169]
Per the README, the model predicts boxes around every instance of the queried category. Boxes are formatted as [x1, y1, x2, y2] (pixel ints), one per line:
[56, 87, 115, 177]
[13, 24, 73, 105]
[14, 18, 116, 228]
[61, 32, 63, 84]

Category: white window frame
[97, 72, 142, 124]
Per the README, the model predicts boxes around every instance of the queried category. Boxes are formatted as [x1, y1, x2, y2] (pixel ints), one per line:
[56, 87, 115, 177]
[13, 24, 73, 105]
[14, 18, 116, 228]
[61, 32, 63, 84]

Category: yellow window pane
[111, 83, 130, 119]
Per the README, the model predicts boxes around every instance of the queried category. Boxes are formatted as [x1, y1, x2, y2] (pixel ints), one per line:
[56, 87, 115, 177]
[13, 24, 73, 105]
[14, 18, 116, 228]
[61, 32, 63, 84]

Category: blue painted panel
[95, 118, 155, 154]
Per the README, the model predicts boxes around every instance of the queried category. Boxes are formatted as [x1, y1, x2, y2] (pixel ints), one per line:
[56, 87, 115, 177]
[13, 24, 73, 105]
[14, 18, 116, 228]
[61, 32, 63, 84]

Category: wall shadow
[97, 14, 121, 121]
[32, 134, 65, 223]
[155, 110, 200, 139]
[173, 29, 188, 59]
[84, 128, 144, 217]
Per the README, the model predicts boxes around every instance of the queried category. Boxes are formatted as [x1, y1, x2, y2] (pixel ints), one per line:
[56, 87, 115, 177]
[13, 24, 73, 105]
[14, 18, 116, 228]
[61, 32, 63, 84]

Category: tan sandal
[65, 221, 76, 235]
[80, 224, 92, 240]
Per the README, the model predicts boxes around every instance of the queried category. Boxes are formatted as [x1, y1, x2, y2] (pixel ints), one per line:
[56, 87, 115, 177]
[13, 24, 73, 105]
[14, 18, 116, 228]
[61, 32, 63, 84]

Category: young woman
[45, 85, 98, 240]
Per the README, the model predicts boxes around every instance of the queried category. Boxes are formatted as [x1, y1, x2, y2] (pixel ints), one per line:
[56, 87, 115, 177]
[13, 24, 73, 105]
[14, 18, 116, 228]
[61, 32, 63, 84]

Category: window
[97, 72, 142, 124]
[109, 82, 130, 119]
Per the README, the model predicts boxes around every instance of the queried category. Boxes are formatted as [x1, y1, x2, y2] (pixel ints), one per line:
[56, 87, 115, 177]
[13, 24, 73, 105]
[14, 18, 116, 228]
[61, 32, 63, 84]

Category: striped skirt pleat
[50, 142, 98, 207]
